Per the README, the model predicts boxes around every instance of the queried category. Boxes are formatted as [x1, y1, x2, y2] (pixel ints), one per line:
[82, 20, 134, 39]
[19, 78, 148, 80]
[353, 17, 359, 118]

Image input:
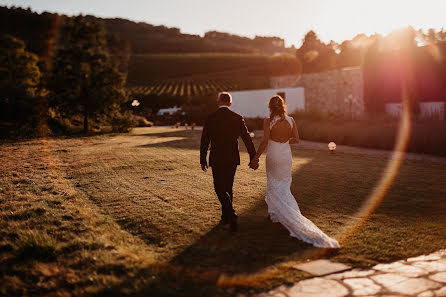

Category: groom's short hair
[218, 92, 232, 103]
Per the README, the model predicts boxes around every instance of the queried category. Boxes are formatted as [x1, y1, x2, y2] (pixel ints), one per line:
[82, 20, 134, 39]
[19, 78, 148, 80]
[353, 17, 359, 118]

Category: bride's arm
[289, 118, 300, 144]
[251, 119, 270, 163]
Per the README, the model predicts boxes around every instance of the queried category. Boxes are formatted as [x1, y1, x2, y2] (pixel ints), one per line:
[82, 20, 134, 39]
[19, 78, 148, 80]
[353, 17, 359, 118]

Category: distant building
[229, 87, 305, 118]
[385, 102, 445, 120]
[420, 102, 445, 120]
[156, 106, 182, 116]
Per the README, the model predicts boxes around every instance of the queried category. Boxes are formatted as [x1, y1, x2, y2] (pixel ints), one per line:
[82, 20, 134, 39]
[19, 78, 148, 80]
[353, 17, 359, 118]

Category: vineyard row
[128, 79, 239, 97]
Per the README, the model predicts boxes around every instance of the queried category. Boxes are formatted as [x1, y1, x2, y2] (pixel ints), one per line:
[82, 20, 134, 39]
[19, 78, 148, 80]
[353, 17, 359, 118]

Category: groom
[200, 92, 258, 232]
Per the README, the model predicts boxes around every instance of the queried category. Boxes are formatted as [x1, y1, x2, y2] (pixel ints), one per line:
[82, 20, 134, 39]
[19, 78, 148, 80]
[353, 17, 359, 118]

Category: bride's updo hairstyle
[269, 95, 287, 120]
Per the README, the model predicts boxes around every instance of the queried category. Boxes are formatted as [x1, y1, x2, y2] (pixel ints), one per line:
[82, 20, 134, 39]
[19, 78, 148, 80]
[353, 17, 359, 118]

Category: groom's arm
[239, 116, 256, 162]
[200, 118, 211, 167]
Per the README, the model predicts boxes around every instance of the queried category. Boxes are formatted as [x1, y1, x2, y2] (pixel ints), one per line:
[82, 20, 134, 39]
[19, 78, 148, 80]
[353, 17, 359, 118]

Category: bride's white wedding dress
[265, 115, 340, 248]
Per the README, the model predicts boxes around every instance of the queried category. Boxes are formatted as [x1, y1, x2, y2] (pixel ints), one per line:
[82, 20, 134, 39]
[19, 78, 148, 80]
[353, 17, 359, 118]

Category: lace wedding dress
[265, 115, 340, 248]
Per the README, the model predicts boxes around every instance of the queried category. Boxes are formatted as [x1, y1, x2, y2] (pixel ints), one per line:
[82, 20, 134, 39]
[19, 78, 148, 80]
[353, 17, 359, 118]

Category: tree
[0, 34, 43, 136]
[48, 16, 128, 134]
[267, 53, 302, 76]
[296, 31, 337, 73]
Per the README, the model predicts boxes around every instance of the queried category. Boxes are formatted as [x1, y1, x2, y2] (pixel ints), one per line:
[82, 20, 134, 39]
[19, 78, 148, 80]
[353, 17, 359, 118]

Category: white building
[156, 106, 182, 116]
[385, 102, 445, 120]
[385, 103, 403, 117]
[420, 102, 445, 120]
[229, 87, 305, 118]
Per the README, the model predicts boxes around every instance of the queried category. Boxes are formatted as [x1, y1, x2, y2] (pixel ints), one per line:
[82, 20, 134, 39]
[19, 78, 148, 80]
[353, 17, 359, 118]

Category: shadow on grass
[91, 198, 322, 297]
[169, 201, 315, 275]
[134, 130, 201, 150]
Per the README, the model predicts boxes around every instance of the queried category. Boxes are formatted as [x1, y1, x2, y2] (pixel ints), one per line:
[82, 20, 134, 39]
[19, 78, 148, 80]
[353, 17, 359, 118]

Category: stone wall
[276, 67, 364, 117]
[270, 74, 300, 89]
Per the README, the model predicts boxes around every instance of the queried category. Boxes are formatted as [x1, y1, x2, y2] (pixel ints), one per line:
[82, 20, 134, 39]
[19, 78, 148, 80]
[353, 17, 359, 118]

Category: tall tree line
[1, 6, 292, 55]
[0, 14, 131, 137]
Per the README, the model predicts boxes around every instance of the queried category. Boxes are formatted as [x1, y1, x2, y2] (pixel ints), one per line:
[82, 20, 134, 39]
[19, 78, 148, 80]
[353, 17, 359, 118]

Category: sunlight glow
[339, 80, 411, 244]
[310, 0, 446, 46]
[5, 0, 446, 46]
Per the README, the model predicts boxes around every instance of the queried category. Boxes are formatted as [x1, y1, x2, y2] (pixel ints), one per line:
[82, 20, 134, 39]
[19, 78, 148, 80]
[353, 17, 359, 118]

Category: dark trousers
[211, 164, 237, 219]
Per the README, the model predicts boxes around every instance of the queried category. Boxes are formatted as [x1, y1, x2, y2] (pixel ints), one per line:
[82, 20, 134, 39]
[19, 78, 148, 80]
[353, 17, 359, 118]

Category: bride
[249, 95, 339, 248]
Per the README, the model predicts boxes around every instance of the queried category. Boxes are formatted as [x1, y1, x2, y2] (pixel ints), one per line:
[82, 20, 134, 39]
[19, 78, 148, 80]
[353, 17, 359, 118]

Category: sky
[2, 0, 446, 47]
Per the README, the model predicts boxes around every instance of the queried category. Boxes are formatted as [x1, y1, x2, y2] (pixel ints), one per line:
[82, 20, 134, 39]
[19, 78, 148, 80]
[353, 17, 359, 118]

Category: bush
[110, 111, 136, 133]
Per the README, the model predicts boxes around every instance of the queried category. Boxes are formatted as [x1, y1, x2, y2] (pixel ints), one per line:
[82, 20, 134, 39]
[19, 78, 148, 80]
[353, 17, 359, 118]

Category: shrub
[110, 111, 136, 133]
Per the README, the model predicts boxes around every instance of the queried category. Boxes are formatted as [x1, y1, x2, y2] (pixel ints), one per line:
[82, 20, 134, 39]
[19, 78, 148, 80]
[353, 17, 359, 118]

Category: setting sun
[291, 0, 446, 45]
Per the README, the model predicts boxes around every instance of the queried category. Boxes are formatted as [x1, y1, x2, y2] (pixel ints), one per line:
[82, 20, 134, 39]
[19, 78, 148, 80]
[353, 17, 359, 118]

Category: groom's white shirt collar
[219, 105, 230, 109]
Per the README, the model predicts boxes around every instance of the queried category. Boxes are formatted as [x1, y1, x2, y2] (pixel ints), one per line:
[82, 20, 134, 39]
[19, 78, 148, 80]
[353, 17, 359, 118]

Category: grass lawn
[1, 127, 445, 296]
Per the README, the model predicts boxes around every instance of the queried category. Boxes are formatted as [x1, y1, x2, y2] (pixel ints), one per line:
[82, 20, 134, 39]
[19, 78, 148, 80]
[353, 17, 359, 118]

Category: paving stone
[342, 278, 381, 295]
[429, 272, 446, 283]
[407, 254, 442, 262]
[293, 259, 351, 276]
[372, 273, 441, 295]
[371, 273, 408, 288]
[417, 291, 435, 297]
[268, 285, 289, 297]
[412, 260, 446, 273]
[432, 249, 446, 258]
[325, 269, 375, 280]
[324, 272, 345, 280]
[407, 249, 446, 262]
[338, 269, 376, 279]
[373, 262, 428, 277]
[287, 278, 349, 297]
[255, 249, 446, 297]
[435, 287, 446, 297]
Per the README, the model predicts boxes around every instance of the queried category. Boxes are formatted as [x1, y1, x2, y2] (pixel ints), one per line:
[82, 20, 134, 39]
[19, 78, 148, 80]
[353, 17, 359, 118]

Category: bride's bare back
[250, 115, 300, 165]
[270, 118, 292, 143]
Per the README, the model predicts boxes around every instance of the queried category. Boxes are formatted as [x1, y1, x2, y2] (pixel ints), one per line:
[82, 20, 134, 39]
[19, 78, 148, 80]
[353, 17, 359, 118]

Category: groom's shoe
[229, 215, 238, 232]
[220, 214, 229, 225]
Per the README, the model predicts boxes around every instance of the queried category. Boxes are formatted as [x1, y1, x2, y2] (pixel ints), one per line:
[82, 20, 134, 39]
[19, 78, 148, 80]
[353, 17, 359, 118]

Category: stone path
[254, 249, 446, 297]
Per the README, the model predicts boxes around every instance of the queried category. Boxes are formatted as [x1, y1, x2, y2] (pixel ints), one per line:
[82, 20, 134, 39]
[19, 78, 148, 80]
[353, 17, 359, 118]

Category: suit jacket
[200, 107, 256, 167]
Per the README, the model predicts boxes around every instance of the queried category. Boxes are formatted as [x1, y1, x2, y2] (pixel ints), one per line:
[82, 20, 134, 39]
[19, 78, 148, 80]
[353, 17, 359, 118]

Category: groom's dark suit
[200, 106, 256, 224]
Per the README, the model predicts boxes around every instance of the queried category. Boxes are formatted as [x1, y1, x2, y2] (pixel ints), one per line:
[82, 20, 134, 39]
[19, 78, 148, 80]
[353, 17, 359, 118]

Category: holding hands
[249, 158, 259, 170]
